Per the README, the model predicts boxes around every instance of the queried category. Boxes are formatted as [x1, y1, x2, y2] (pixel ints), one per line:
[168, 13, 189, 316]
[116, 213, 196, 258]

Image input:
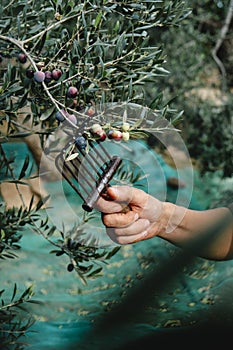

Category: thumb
[107, 186, 144, 205]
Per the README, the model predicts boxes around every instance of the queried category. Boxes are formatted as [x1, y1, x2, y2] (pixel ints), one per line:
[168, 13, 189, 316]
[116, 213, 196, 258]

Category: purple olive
[44, 70, 52, 83]
[33, 71, 45, 83]
[67, 86, 78, 98]
[107, 130, 114, 139]
[18, 53, 27, 64]
[26, 69, 35, 79]
[51, 68, 62, 81]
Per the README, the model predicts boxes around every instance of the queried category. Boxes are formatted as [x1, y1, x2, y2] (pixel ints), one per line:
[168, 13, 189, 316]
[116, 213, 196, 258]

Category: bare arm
[96, 186, 233, 261]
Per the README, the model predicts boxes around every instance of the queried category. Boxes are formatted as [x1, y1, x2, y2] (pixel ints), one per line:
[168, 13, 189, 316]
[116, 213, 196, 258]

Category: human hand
[96, 186, 164, 244]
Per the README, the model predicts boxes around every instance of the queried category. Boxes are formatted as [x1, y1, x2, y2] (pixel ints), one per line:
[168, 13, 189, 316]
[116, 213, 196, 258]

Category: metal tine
[75, 142, 104, 180]
[62, 137, 110, 199]
[88, 139, 109, 172]
[82, 155, 122, 212]
[94, 141, 122, 184]
[60, 126, 104, 176]
[96, 139, 113, 161]
[63, 137, 98, 182]
[55, 152, 86, 201]
[68, 151, 98, 189]
[65, 158, 95, 196]
[56, 140, 96, 198]
[55, 132, 122, 212]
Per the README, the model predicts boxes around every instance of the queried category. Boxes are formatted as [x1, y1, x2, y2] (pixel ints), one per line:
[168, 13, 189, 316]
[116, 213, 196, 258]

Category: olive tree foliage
[0, 1, 191, 347]
[146, 0, 233, 178]
[0, 0, 190, 125]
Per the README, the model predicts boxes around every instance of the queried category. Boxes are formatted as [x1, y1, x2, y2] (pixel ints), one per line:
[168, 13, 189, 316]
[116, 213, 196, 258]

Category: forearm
[155, 203, 233, 260]
[98, 186, 233, 260]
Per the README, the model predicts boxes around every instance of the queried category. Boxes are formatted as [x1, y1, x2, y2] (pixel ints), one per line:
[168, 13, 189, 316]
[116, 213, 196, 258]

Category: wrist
[155, 202, 187, 238]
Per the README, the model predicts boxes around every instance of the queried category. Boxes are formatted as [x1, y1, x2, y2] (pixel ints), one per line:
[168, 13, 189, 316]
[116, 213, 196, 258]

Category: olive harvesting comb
[54, 102, 152, 213]
[55, 132, 122, 212]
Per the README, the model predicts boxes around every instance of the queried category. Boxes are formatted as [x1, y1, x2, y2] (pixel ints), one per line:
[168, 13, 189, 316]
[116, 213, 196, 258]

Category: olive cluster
[90, 123, 130, 142]
[75, 122, 131, 151]
[18, 52, 63, 84]
[17, 52, 132, 142]
[17, 52, 94, 122]
[19, 53, 80, 99]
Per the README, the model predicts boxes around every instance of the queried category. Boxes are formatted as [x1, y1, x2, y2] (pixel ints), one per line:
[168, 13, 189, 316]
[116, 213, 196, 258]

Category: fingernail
[134, 213, 139, 221]
[109, 187, 118, 199]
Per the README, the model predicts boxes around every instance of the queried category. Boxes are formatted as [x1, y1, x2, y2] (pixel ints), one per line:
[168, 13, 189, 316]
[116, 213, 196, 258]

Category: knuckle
[103, 215, 114, 227]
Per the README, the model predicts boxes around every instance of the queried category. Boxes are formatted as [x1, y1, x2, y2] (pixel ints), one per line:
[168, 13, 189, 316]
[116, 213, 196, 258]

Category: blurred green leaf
[18, 155, 29, 180]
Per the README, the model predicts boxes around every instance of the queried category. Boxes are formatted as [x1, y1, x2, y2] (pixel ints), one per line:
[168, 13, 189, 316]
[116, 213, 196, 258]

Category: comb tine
[55, 135, 122, 212]
[61, 139, 99, 190]
[65, 160, 94, 195]
[80, 151, 103, 179]
[55, 153, 86, 201]
[74, 137, 110, 174]
[88, 140, 108, 166]
[90, 141, 117, 175]
[75, 142, 107, 177]
[97, 140, 112, 159]
[56, 147, 96, 197]
[82, 155, 122, 212]
[69, 154, 99, 186]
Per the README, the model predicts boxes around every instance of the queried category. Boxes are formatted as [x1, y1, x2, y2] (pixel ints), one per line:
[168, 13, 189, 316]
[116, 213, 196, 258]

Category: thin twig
[22, 13, 80, 45]
[211, 0, 233, 91]
[0, 35, 80, 129]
